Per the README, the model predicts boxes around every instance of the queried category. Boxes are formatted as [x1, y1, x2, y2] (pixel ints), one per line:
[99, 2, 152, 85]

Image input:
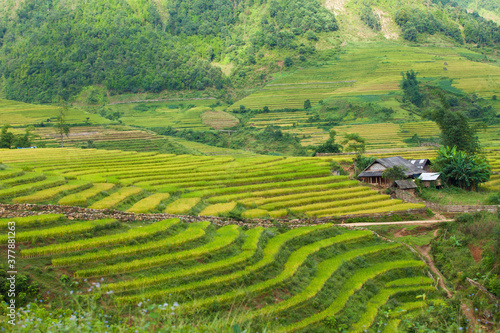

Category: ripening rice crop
[198, 202, 237, 216]
[126, 193, 171, 213]
[0, 213, 64, 228]
[89, 187, 143, 209]
[21, 218, 179, 257]
[0, 219, 117, 244]
[0, 176, 66, 199]
[165, 197, 201, 214]
[12, 181, 92, 203]
[58, 183, 115, 206]
[242, 209, 270, 218]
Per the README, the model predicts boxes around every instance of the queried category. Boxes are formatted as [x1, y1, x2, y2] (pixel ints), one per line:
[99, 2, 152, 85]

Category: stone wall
[0, 203, 427, 228]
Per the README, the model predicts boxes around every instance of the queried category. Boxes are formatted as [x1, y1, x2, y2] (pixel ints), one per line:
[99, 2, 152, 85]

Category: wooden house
[358, 156, 423, 185]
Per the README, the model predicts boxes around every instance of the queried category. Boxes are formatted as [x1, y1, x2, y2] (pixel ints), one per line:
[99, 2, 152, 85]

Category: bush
[486, 192, 500, 205]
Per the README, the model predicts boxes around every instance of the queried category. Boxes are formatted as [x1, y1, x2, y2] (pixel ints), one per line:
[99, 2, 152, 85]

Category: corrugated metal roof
[408, 159, 431, 169]
[358, 156, 423, 178]
[395, 179, 418, 189]
[418, 172, 441, 181]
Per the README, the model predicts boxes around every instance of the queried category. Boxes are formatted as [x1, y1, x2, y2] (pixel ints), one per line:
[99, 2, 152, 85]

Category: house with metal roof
[358, 156, 424, 185]
[408, 159, 432, 172]
[418, 172, 442, 188]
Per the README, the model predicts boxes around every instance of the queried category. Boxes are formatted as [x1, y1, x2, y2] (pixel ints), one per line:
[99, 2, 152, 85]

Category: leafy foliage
[361, 4, 381, 31]
[313, 130, 342, 155]
[342, 133, 366, 154]
[400, 70, 424, 107]
[433, 146, 490, 190]
[427, 99, 481, 155]
[0, 0, 226, 103]
[382, 165, 408, 181]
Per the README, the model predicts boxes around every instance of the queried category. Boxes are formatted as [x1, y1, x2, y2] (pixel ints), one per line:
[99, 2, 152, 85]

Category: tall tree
[400, 70, 424, 107]
[54, 101, 71, 148]
[428, 93, 482, 155]
[341, 133, 366, 154]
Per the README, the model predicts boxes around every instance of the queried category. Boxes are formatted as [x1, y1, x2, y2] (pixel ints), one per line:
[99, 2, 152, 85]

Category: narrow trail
[340, 219, 453, 227]
[416, 243, 453, 298]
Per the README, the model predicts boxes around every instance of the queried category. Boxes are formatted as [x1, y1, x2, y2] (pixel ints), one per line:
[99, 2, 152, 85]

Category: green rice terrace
[0, 148, 429, 218]
[234, 42, 500, 111]
[0, 213, 446, 332]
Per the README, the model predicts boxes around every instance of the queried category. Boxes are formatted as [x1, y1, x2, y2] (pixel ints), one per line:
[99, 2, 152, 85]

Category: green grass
[419, 186, 492, 205]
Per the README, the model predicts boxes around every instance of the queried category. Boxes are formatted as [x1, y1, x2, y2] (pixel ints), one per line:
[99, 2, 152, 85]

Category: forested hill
[0, 0, 499, 104]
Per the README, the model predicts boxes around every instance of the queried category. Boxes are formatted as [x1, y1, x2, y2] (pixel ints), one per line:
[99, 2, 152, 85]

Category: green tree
[284, 56, 293, 67]
[0, 125, 15, 149]
[341, 133, 366, 154]
[400, 70, 424, 107]
[304, 99, 311, 109]
[54, 101, 71, 148]
[14, 126, 37, 148]
[313, 130, 342, 156]
[382, 165, 408, 181]
[428, 95, 481, 155]
[433, 146, 490, 191]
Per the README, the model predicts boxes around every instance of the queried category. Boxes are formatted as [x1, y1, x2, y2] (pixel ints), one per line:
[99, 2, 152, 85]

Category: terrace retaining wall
[0, 203, 427, 229]
[395, 190, 498, 213]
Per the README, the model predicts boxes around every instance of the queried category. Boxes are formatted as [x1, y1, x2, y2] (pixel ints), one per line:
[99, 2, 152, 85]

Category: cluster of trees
[434, 146, 490, 191]
[0, 0, 227, 103]
[395, 7, 463, 43]
[395, 5, 500, 46]
[0, 125, 36, 148]
[360, 4, 381, 31]
[251, 0, 337, 49]
[153, 125, 308, 155]
[400, 70, 424, 107]
[166, 0, 237, 36]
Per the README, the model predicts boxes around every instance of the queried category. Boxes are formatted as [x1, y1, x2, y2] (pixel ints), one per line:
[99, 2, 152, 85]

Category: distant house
[418, 172, 442, 188]
[358, 156, 423, 185]
[408, 159, 432, 172]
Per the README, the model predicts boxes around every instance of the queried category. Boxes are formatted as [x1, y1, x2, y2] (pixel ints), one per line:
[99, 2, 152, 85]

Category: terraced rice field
[106, 99, 234, 130]
[0, 148, 426, 218]
[0, 99, 107, 126]
[234, 42, 500, 110]
[481, 149, 500, 190]
[244, 101, 441, 150]
[3, 214, 443, 332]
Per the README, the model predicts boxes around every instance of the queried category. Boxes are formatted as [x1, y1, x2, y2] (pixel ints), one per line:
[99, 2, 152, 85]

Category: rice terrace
[1, 0, 500, 332]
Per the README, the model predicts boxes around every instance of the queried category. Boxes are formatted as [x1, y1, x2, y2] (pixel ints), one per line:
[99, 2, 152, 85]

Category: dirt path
[340, 219, 453, 227]
[416, 243, 453, 298]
